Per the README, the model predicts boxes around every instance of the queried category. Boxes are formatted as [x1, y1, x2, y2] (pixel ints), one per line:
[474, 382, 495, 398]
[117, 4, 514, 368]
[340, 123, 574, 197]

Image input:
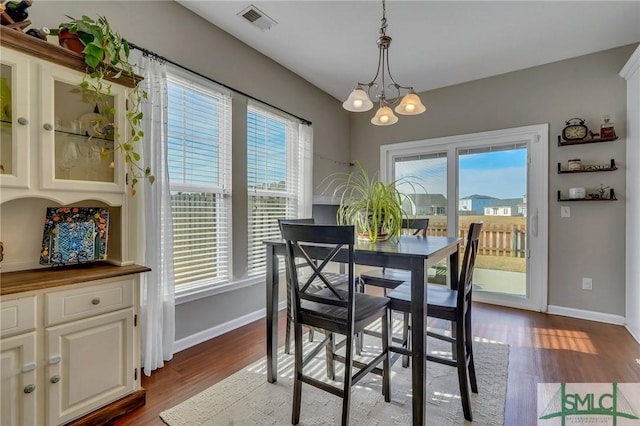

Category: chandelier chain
[380, 0, 388, 36]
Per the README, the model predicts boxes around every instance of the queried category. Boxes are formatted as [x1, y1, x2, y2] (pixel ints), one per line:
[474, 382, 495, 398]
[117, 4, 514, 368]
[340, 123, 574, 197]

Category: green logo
[539, 383, 639, 425]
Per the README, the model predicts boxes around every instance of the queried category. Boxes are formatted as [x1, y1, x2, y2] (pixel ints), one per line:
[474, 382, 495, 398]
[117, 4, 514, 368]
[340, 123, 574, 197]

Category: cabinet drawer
[0, 296, 36, 338]
[46, 278, 134, 326]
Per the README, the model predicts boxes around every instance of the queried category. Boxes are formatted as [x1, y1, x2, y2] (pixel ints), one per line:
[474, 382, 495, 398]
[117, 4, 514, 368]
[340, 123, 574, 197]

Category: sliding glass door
[382, 125, 548, 311]
[458, 145, 527, 298]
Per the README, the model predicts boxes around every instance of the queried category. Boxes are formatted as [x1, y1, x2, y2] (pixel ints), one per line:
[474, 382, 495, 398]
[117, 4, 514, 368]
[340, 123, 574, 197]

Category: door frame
[380, 124, 548, 312]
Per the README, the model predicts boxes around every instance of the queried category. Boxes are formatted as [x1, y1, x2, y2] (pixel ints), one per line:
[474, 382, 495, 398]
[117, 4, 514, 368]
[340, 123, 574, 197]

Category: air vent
[238, 5, 277, 31]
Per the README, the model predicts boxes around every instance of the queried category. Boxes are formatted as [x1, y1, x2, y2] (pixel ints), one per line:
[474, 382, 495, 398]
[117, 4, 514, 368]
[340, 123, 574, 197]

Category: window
[246, 104, 302, 276]
[167, 73, 232, 288]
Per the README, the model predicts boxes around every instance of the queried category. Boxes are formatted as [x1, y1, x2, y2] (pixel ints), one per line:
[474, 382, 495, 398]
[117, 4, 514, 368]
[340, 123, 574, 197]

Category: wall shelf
[557, 189, 617, 201]
[557, 135, 618, 146]
[557, 159, 617, 174]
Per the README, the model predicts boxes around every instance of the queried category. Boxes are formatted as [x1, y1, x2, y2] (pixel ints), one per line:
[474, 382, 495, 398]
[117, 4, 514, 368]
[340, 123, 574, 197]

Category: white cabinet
[0, 28, 140, 271]
[0, 264, 148, 425]
[1, 333, 37, 426]
[1, 36, 129, 205]
[0, 295, 37, 426]
[0, 28, 147, 425]
[46, 308, 134, 425]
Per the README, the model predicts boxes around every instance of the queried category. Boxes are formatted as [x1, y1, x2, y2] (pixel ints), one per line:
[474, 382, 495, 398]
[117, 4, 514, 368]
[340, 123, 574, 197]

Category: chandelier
[342, 0, 426, 126]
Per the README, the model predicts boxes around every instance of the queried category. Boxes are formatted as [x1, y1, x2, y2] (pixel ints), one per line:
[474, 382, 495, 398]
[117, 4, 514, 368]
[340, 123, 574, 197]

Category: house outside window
[167, 73, 232, 288]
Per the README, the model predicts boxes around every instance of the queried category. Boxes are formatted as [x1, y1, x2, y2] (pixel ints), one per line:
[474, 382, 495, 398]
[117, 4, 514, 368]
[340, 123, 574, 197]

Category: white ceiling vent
[238, 5, 277, 31]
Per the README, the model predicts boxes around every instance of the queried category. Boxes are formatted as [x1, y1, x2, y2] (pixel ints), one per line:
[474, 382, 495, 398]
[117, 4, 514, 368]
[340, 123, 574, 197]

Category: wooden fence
[426, 221, 526, 258]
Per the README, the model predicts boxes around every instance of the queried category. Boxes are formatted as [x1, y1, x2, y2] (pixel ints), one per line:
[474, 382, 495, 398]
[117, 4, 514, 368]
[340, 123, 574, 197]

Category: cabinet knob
[43, 123, 53, 131]
[23, 384, 36, 394]
[50, 375, 61, 384]
[17, 117, 29, 126]
[91, 297, 100, 305]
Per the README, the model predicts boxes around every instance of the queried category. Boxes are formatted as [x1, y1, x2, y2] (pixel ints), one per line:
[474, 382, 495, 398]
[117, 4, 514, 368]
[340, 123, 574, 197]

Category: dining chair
[386, 221, 483, 421]
[278, 218, 315, 355]
[281, 223, 391, 426]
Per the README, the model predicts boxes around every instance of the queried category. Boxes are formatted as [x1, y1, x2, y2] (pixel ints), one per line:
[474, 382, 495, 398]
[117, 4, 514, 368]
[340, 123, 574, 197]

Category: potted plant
[50, 15, 153, 195]
[322, 162, 419, 242]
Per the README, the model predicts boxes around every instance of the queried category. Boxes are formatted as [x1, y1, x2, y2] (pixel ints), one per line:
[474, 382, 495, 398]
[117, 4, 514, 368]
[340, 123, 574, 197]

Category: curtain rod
[127, 42, 312, 126]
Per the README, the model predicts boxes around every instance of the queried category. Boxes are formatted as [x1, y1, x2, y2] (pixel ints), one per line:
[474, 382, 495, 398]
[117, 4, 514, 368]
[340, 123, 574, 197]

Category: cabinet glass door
[40, 64, 125, 193]
[0, 49, 30, 190]
[1, 63, 13, 175]
[53, 80, 115, 183]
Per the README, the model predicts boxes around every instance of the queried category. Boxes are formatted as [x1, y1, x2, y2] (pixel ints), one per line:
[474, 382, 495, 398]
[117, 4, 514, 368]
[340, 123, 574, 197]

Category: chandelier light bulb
[342, 87, 374, 112]
[371, 106, 398, 126]
[395, 92, 426, 115]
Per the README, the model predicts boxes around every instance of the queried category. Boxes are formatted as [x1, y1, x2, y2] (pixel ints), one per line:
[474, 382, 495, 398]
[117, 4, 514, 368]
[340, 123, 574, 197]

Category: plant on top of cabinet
[50, 15, 154, 195]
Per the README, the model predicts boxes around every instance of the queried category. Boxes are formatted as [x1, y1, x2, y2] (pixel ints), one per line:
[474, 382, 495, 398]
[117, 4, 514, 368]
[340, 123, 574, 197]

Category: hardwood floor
[112, 303, 640, 426]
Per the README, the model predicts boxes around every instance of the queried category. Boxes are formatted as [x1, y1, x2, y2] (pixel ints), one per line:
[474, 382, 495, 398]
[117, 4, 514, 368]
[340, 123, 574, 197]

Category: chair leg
[285, 315, 292, 355]
[465, 308, 478, 393]
[382, 310, 391, 402]
[292, 321, 304, 425]
[356, 282, 365, 356]
[402, 312, 410, 368]
[308, 328, 314, 342]
[325, 331, 336, 380]
[456, 320, 473, 421]
[355, 331, 363, 355]
[341, 333, 354, 426]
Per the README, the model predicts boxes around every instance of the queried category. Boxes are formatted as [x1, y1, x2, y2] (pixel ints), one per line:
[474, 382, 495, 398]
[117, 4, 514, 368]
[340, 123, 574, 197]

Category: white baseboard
[626, 325, 640, 344]
[547, 305, 626, 325]
[173, 301, 287, 354]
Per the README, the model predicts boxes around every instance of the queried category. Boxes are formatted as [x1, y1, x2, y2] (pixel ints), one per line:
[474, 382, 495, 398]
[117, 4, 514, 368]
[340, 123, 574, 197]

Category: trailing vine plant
[52, 15, 154, 195]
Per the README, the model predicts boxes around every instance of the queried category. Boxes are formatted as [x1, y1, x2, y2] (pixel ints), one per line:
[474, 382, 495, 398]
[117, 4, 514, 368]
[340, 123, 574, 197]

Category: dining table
[264, 234, 462, 426]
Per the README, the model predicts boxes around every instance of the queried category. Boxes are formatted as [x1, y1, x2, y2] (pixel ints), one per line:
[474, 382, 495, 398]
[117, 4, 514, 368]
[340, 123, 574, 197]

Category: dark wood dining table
[264, 235, 462, 426]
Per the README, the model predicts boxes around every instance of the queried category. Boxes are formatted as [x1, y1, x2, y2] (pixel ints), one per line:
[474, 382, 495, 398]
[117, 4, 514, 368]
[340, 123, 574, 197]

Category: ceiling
[178, 1, 640, 101]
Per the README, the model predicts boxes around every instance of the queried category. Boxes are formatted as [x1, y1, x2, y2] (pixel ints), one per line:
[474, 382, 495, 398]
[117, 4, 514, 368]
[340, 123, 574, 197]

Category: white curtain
[135, 54, 175, 376]
[298, 123, 314, 217]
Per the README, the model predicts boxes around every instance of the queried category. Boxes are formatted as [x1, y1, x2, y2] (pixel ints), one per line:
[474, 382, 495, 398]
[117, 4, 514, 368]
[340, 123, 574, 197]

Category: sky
[396, 148, 527, 200]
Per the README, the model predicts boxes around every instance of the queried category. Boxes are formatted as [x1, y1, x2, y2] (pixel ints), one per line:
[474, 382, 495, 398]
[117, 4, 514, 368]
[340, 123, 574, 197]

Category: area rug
[160, 331, 508, 426]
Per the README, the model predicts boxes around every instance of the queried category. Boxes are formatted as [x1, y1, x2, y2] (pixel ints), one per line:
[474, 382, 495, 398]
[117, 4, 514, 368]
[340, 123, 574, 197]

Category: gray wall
[351, 45, 638, 317]
[29, 2, 637, 340]
[30, 1, 351, 342]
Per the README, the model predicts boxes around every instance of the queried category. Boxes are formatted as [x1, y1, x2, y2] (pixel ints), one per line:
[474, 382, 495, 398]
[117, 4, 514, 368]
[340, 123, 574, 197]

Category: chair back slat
[459, 222, 483, 309]
[402, 218, 429, 237]
[278, 218, 316, 320]
[281, 224, 356, 318]
[298, 242, 345, 299]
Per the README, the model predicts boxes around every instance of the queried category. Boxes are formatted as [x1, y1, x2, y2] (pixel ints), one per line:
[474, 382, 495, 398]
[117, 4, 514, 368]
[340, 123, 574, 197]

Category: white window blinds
[167, 73, 232, 287]
[247, 104, 300, 276]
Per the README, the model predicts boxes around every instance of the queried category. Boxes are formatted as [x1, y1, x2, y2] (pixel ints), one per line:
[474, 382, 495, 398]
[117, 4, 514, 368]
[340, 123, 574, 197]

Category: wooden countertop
[0, 263, 151, 296]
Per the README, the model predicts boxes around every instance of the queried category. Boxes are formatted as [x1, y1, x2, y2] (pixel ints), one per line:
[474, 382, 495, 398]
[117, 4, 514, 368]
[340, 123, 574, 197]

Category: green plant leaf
[84, 54, 100, 70]
[132, 152, 140, 161]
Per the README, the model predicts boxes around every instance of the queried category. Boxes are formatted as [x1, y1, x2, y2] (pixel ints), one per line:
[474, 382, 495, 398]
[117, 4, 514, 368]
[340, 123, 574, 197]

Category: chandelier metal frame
[342, 0, 426, 126]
